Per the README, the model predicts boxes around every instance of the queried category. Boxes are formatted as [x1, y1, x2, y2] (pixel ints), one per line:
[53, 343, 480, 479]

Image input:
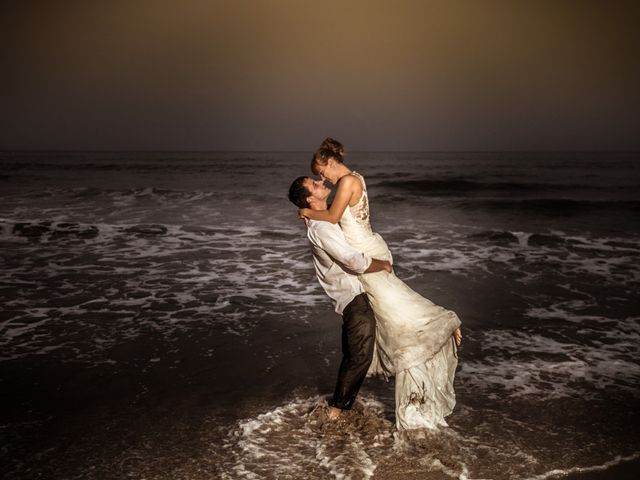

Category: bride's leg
[453, 327, 462, 347]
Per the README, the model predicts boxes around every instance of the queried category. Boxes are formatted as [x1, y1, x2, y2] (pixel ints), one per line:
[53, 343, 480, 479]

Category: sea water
[1, 151, 639, 479]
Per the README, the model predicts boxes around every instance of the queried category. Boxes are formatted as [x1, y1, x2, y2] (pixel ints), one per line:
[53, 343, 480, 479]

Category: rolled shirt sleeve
[308, 222, 372, 274]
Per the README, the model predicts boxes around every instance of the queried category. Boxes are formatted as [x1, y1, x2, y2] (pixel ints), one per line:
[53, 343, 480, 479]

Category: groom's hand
[365, 258, 393, 274]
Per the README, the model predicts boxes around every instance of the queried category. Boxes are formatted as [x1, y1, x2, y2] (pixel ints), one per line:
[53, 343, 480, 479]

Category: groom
[288, 176, 391, 420]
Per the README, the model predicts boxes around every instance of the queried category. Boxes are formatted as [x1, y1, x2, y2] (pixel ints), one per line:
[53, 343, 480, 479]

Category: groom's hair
[288, 176, 311, 209]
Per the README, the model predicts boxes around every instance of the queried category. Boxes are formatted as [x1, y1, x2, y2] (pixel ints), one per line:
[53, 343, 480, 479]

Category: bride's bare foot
[453, 327, 462, 347]
[327, 406, 342, 421]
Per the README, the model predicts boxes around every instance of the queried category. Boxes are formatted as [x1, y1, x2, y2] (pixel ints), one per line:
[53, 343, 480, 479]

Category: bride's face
[313, 159, 340, 185]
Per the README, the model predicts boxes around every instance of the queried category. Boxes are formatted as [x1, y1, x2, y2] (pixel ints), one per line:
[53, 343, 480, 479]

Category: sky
[1, 0, 639, 151]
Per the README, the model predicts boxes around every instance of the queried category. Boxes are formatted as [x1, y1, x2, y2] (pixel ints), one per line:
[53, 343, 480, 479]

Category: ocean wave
[459, 315, 640, 400]
[0, 220, 325, 362]
[1, 220, 171, 241]
[0, 157, 277, 173]
[371, 194, 640, 218]
[469, 198, 640, 213]
[3, 187, 287, 209]
[10, 221, 100, 240]
[387, 228, 640, 285]
[374, 177, 637, 195]
[0, 219, 302, 245]
[466, 229, 640, 250]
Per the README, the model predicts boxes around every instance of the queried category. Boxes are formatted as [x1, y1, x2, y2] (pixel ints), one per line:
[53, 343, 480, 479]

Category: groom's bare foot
[327, 406, 342, 421]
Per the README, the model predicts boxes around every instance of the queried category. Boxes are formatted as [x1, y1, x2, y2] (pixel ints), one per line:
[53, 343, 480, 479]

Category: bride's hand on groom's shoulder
[298, 208, 309, 219]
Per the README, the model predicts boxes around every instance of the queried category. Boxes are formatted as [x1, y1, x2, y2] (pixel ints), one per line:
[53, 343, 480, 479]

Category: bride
[299, 138, 462, 430]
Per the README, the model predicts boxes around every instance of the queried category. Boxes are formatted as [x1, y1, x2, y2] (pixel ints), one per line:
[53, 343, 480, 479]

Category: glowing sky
[1, 0, 638, 150]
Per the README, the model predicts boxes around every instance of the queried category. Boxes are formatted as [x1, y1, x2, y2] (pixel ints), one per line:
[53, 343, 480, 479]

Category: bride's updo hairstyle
[311, 137, 345, 174]
[321, 137, 344, 157]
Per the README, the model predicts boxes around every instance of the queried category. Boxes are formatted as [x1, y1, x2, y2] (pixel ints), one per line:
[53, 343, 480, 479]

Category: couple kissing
[288, 138, 462, 430]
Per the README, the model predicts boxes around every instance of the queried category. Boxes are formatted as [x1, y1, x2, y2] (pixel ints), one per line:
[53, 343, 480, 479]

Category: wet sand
[3, 315, 639, 479]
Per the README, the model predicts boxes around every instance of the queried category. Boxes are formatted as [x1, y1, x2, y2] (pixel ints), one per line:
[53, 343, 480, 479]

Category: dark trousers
[330, 293, 376, 410]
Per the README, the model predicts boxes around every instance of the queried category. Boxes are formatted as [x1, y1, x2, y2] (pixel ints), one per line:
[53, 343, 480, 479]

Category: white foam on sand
[220, 395, 520, 480]
[459, 316, 640, 399]
[401, 247, 487, 274]
[214, 395, 639, 480]
[524, 300, 610, 324]
[219, 395, 394, 479]
[523, 452, 640, 480]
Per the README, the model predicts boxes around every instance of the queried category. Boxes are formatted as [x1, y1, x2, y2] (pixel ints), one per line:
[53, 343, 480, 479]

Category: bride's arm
[299, 175, 358, 224]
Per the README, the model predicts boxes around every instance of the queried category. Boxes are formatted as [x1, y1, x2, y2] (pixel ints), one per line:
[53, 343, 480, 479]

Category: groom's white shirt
[306, 219, 371, 314]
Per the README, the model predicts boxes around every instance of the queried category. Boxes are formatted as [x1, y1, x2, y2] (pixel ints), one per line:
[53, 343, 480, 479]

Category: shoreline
[561, 455, 640, 480]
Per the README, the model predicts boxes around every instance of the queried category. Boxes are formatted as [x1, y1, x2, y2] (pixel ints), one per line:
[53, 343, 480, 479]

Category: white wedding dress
[340, 172, 461, 430]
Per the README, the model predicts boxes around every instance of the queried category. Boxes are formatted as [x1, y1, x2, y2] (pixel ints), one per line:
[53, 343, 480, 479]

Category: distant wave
[469, 198, 640, 214]
[3, 221, 114, 240]
[374, 177, 637, 195]
[466, 229, 640, 248]
[0, 220, 171, 241]
[0, 159, 273, 172]
[373, 192, 640, 213]
[6, 187, 291, 206]
[12, 186, 226, 201]
[0, 220, 300, 243]
[469, 229, 575, 247]
[75, 186, 176, 197]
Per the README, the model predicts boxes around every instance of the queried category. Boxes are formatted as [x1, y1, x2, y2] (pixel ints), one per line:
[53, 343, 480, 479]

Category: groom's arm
[309, 224, 391, 274]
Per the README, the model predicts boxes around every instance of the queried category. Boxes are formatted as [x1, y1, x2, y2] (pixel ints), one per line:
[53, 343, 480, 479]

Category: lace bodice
[348, 172, 370, 224]
[339, 172, 374, 244]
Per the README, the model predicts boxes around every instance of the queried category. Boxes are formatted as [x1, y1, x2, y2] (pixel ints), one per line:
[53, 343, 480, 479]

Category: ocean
[1, 151, 639, 479]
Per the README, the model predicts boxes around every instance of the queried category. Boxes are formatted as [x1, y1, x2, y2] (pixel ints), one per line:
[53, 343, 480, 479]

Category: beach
[1, 151, 639, 479]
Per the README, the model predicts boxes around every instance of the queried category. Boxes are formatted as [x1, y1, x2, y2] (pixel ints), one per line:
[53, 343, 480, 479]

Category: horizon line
[1, 149, 639, 154]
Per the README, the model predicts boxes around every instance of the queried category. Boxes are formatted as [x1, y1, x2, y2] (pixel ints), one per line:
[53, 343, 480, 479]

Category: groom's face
[303, 177, 330, 204]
